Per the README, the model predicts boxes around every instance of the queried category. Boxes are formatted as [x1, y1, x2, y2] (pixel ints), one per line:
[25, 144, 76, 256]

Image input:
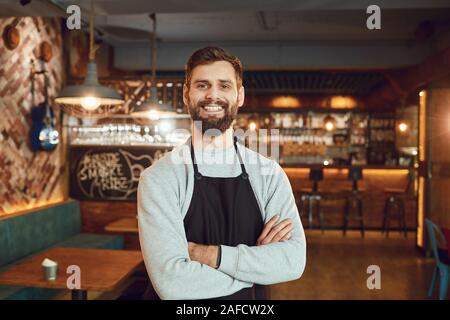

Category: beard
[187, 98, 239, 134]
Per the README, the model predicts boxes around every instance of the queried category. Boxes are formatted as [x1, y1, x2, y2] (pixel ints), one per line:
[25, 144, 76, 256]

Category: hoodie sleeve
[138, 166, 253, 300]
[218, 162, 307, 285]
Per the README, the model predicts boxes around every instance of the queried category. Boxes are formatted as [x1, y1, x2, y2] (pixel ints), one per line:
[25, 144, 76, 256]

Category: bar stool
[382, 173, 411, 237]
[343, 167, 365, 237]
[300, 168, 324, 232]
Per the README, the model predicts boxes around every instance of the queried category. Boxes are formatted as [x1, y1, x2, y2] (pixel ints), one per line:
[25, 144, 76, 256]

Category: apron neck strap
[190, 136, 248, 179]
[190, 138, 201, 179]
[234, 136, 248, 177]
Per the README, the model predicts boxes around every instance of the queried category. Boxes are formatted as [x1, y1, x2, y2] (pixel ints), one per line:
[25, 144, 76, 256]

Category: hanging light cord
[89, 0, 99, 61]
[150, 13, 157, 88]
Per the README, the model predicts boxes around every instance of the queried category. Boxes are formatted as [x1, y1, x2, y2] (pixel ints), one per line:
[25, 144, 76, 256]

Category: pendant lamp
[55, 0, 124, 117]
[131, 13, 180, 120]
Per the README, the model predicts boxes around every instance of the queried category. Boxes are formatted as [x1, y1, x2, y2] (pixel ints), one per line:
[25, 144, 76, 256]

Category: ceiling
[244, 71, 385, 95]
[118, 70, 385, 95]
[89, 9, 450, 44]
[1, 0, 449, 43]
[1, 0, 449, 96]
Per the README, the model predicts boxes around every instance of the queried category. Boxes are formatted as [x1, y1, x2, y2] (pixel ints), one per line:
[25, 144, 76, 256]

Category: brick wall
[0, 17, 66, 215]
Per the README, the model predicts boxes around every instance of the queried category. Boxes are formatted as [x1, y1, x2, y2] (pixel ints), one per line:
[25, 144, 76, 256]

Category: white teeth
[203, 104, 224, 112]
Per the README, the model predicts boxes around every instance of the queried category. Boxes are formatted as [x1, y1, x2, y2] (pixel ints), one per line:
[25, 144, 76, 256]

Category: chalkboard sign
[69, 146, 172, 201]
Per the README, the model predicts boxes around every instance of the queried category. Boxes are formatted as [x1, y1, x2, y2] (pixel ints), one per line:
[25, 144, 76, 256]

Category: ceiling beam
[114, 41, 428, 71]
[48, 0, 450, 15]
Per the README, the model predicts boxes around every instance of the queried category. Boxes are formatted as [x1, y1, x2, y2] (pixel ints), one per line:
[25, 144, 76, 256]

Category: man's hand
[188, 242, 219, 268]
[256, 215, 293, 246]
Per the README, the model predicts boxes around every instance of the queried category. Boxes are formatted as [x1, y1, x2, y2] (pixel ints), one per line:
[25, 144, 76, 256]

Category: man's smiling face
[184, 60, 245, 134]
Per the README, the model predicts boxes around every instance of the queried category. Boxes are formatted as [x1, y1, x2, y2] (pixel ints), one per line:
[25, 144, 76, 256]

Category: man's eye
[196, 84, 207, 89]
[221, 84, 231, 89]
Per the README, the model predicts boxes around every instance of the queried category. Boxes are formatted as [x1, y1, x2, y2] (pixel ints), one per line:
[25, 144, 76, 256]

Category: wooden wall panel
[80, 201, 138, 249]
[429, 87, 450, 228]
[80, 201, 137, 233]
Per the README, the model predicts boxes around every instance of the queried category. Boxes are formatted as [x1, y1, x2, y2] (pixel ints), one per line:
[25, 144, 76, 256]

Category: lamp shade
[55, 62, 123, 108]
[131, 87, 185, 119]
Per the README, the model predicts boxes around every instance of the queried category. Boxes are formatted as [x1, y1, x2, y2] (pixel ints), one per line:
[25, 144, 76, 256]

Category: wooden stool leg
[343, 197, 350, 236]
[399, 198, 407, 237]
[385, 197, 393, 238]
[358, 197, 364, 238]
[382, 197, 389, 233]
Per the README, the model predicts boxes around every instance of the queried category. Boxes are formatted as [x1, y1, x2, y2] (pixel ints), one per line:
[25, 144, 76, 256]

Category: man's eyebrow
[193, 79, 210, 83]
[192, 79, 234, 84]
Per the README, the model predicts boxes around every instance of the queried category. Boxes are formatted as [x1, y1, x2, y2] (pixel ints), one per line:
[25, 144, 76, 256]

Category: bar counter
[283, 166, 417, 231]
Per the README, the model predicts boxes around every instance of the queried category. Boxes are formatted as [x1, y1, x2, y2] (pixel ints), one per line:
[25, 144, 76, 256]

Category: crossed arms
[137, 168, 306, 300]
[188, 214, 294, 268]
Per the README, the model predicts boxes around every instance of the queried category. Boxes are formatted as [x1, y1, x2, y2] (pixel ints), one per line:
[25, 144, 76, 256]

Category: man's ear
[237, 85, 245, 108]
[183, 83, 189, 107]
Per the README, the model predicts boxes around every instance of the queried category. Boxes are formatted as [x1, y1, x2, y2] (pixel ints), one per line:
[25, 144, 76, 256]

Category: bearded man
[138, 46, 306, 300]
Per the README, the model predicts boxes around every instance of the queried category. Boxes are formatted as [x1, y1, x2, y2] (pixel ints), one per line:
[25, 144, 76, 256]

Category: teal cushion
[0, 219, 11, 268]
[0, 286, 60, 300]
[0, 200, 81, 267]
[55, 233, 124, 250]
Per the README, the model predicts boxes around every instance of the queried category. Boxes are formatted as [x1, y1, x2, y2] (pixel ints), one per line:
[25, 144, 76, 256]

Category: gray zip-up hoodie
[137, 138, 306, 299]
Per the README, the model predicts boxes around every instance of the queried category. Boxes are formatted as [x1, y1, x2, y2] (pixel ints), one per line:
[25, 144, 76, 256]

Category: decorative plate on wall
[40, 41, 53, 62]
[2, 18, 21, 50]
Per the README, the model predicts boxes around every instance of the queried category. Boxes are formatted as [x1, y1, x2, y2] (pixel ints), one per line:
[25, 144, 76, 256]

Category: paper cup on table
[41, 258, 58, 281]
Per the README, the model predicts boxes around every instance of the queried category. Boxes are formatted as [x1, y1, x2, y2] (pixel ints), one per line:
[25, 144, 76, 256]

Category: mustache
[198, 99, 228, 108]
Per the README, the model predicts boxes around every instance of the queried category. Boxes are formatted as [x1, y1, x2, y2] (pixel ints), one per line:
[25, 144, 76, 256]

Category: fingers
[272, 224, 294, 242]
[261, 218, 292, 245]
[281, 232, 292, 241]
[187, 242, 196, 257]
[256, 215, 280, 245]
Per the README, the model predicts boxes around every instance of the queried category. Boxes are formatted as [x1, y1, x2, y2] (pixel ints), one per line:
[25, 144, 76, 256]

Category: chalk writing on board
[75, 149, 166, 200]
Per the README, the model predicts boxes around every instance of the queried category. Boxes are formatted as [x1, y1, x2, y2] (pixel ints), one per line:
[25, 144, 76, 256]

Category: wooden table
[0, 247, 143, 300]
[105, 218, 138, 233]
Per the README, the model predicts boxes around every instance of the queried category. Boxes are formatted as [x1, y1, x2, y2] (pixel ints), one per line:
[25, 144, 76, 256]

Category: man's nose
[205, 86, 219, 100]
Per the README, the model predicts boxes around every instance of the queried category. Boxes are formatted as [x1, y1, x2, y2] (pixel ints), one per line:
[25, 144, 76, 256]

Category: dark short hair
[184, 46, 243, 88]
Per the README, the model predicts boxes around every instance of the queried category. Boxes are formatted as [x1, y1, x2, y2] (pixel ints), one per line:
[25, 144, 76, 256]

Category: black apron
[183, 136, 266, 300]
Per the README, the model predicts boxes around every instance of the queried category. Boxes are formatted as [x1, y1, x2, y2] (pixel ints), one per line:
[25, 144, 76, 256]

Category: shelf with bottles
[277, 127, 349, 132]
[235, 110, 396, 165]
[349, 112, 368, 146]
[368, 130, 396, 145]
[236, 111, 351, 130]
[367, 146, 398, 165]
[368, 116, 395, 129]
[67, 122, 191, 147]
[368, 113, 396, 145]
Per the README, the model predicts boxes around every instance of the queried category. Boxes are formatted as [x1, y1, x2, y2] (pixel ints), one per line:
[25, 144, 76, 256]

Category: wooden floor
[67, 230, 443, 300]
[269, 230, 439, 300]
